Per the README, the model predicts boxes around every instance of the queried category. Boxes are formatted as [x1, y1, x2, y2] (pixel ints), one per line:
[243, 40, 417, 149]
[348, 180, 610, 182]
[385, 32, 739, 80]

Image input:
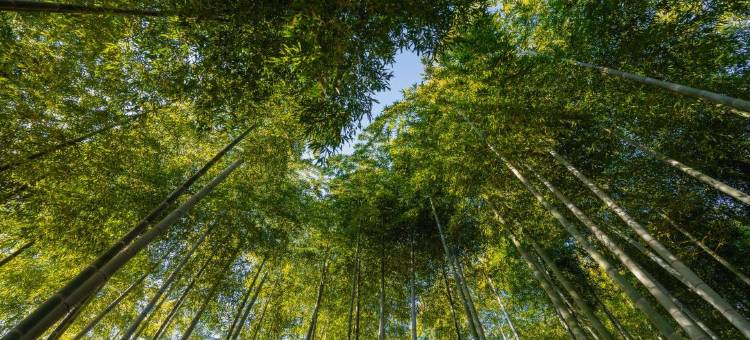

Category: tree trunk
[429, 197, 480, 339]
[485, 275, 520, 340]
[231, 272, 269, 340]
[605, 224, 719, 339]
[589, 290, 632, 340]
[660, 212, 750, 287]
[73, 271, 150, 340]
[6, 125, 253, 340]
[0, 1, 166, 16]
[152, 258, 212, 340]
[4, 159, 243, 340]
[347, 237, 359, 340]
[549, 149, 750, 337]
[305, 258, 328, 340]
[530, 240, 613, 340]
[354, 246, 361, 340]
[250, 275, 281, 340]
[179, 258, 232, 340]
[441, 263, 463, 340]
[611, 128, 750, 205]
[378, 235, 386, 340]
[460, 117, 678, 338]
[571, 60, 750, 113]
[534, 251, 588, 340]
[46, 288, 98, 340]
[520, 164, 707, 339]
[410, 230, 417, 340]
[226, 255, 268, 339]
[510, 234, 589, 340]
[0, 116, 139, 172]
[0, 241, 34, 268]
[454, 256, 486, 340]
[121, 230, 212, 340]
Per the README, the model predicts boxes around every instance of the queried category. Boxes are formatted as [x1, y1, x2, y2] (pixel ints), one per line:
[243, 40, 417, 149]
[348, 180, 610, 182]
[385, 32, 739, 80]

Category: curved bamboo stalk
[5, 126, 253, 340]
[3, 159, 243, 340]
[549, 149, 750, 337]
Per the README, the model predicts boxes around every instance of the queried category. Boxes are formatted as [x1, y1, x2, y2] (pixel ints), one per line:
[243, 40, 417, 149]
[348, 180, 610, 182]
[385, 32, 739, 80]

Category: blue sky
[338, 50, 425, 155]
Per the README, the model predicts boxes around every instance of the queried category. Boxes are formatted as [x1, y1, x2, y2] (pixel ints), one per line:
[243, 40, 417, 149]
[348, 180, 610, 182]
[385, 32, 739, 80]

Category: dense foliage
[0, 1, 748, 339]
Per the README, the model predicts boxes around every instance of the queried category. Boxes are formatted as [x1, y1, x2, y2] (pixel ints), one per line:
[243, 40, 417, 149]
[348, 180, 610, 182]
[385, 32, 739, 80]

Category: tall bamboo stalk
[485, 275, 520, 340]
[226, 255, 268, 339]
[514, 164, 702, 339]
[660, 212, 750, 288]
[5, 126, 253, 339]
[378, 235, 386, 340]
[121, 230, 212, 340]
[603, 224, 719, 339]
[461, 116, 679, 338]
[530, 240, 613, 340]
[441, 264, 463, 340]
[347, 237, 359, 340]
[571, 60, 750, 113]
[231, 272, 269, 340]
[610, 128, 750, 205]
[410, 228, 417, 340]
[46, 288, 97, 340]
[454, 256, 486, 339]
[429, 197, 481, 339]
[73, 271, 150, 340]
[250, 275, 281, 340]
[305, 258, 328, 340]
[179, 257, 234, 340]
[510, 233, 589, 340]
[0, 115, 140, 172]
[152, 258, 212, 340]
[549, 149, 750, 337]
[3, 159, 243, 340]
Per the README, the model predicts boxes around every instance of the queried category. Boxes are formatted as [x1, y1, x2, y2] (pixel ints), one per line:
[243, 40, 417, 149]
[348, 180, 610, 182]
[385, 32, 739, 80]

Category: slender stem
[550, 149, 750, 337]
[5, 125, 253, 340]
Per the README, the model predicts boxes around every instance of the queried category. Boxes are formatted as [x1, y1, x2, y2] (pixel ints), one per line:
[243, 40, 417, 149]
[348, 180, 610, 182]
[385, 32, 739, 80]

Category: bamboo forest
[2, 0, 750, 339]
